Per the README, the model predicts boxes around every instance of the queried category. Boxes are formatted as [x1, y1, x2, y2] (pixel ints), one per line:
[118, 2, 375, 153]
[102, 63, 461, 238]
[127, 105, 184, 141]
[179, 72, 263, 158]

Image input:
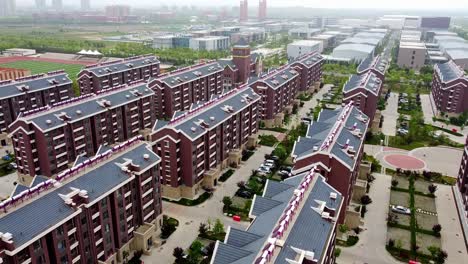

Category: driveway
[141, 145, 273, 263]
[435, 185, 468, 264]
[381, 92, 398, 136]
[339, 173, 399, 264]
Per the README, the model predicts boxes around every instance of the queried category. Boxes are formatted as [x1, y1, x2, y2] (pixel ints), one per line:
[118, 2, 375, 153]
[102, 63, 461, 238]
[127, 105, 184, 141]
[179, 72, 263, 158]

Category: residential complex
[77, 55, 160, 95]
[455, 137, 468, 248]
[342, 72, 383, 127]
[0, 71, 73, 145]
[289, 52, 324, 92]
[0, 139, 163, 264]
[9, 82, 155, 183]
[291, 104, 370, 227]
[151, 87, 260, 199]
[431, 61, 468, 115]
[211, 168, 343, 264]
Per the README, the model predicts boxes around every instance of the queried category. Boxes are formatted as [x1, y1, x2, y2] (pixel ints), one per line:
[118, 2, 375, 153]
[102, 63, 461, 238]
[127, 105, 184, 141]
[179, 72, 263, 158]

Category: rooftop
[252, 65, 299, 90]
[152, 61, 223, 88]
[11, 82, 153, 132]
[357, 54, 388, 75]
[0, 71, 71, 100]
[343, 72, 383, 96]
[0, 140, 159, 253]
[82, 55, 159, 77]
[288, 40, 322, 47]
[211, 169, 342, 264]
[292, 104, 369, 170]
[152, 86, 260, 140]
[435, 60, 467, 83]
[290, 52, 324, 69]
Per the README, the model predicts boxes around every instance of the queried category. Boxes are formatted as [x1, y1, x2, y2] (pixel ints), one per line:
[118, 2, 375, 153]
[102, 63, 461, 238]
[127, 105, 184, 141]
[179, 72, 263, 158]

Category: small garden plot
[390, 191, 410, 208]
[387, 227, 412, 251]
[413, 180, 431, 194]
[415, 195, 437, 213]
[416, 233, 441, 255]
[232, 196, 248, 208]
[415, 213, 438, 231]
[392, 176, 410, 190]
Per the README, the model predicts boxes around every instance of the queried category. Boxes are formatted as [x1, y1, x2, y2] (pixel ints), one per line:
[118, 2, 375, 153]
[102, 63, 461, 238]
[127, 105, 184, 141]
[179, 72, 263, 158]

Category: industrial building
[287, 40, 323, 60]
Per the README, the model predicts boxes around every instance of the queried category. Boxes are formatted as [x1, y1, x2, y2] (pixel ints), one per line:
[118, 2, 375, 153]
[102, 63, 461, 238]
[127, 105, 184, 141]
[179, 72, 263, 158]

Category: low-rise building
[290, 52, 324, 93]
[287, 40, 323, 60]
[189, 36, 230, 51]
[288, 27, 321, 39]
[310, 34, 337, 51]
[0, 71, 73, 145]
[8, 82, 155, 183]
[78, 55, 160, 94]
[250, 66, 300, 127]
[331, 44, 375, 63]
[431, 61, 468, 115]
[342, 72, 383, 127]
[1, 48, 36, 57]
[291, 104, 370, 226]
[151, 87, 260, 199]
[397, 42, 427, 70]
[0, 139, 163, 264]
[211, 168, 343, 264]
[0, 67, 30, 81]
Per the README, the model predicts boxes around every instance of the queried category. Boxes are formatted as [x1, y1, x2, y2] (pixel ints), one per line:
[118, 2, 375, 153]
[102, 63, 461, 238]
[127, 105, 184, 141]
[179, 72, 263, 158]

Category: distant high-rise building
[105, 5, 131, 21]
[35, 0, 46, 9]
[52, 0, 62, 10]
[0, 0, 15, 17]
[258, 0, 266, 20]
[240, 0, 248, 22]
[81, 0, 90, 10]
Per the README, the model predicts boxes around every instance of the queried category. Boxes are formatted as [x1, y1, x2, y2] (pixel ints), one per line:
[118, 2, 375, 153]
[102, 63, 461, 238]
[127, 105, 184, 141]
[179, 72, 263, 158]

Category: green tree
[212, 219, 225, 235]
[187, 240, 204, 264]
[222, 196, 232, 210]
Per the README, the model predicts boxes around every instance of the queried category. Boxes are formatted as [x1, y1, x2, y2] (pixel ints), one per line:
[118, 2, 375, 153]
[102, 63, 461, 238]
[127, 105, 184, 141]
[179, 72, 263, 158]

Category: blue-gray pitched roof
[11, 184, 29, 197]
[291, 53, 324, 68]
[84, 56, 159, 77]
[252, 67, 299, 90]
[343, 72, 382, 96]
[156, 62, 224, 88]
[435, 60, 467, 83]
[153, 88, 260, 140]
[0, 72, 71, 100]
[357, 54, 387, 75]
[18, 83, 153, 132]
[212, 173, 343, 264]
[293, 106, 368, 169]
[0, 143, 159, 250]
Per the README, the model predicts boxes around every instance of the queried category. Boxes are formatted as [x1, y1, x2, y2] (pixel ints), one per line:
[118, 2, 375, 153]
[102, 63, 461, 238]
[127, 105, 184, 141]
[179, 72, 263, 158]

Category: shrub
[360, 195, 372, 205]
[173, 247, 185, 264]
[213, 219, 225, 235]
[160, 215, 177, 239]
[361, 205, 367, 218]
[432, 224, 442, 237]
[428, 184, 438, 194]
[391, 179, 399, 188]
[388, 239, 395, 248]
[199, 223, 208, 237]
[222, 196, 232, 210]
[334, 248, 342, 257]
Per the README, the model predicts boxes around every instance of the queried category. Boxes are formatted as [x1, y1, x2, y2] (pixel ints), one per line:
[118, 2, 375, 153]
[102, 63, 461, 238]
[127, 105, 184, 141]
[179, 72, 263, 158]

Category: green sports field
[0, 61, 84, 80]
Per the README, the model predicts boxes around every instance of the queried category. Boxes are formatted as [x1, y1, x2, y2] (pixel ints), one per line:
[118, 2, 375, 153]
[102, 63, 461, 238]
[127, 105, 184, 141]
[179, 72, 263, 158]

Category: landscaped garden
[386, 172, 447, 263]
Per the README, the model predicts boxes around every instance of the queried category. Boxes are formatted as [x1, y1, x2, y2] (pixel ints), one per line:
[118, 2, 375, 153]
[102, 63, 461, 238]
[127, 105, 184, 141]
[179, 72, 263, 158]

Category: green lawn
[0, 61, 84, 80]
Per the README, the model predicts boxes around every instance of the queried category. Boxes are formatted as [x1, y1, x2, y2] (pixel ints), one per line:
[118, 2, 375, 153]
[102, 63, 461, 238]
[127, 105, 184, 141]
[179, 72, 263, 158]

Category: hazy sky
[15, 0, 468, 10]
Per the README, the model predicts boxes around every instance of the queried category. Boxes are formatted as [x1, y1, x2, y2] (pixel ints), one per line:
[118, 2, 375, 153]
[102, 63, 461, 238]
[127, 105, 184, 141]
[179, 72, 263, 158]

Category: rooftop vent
[330, 192, 337, 200]
[143, 154, 150, 160]
[46, 119, 52, 125]
[76, 110, 82, 115]
[191, 127, 197, 132]
[210, 116, 215, 121]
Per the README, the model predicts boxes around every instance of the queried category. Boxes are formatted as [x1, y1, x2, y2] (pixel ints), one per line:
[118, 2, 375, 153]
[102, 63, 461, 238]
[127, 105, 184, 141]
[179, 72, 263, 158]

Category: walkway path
[339, 173, 399, 264]
[381, 92, 398, 136]
[141, 145, 273, 263]
[435, 185, 468, 264]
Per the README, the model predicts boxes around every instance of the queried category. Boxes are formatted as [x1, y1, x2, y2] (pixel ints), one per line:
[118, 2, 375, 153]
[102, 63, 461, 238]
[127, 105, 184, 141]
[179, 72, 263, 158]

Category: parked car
[391, 205, 411, 215]
[2, 155, 11, 161]
[264, 154, 279, 161]
[257, 166, 271, 174]
[280, 166, 292, 173]
[301, 117, 312, 125]
[235, 189, 253, 199]
[397, 128, 409, 135]
[8, 163, 17, 170]
[263, 161, 276, 169]
[278, 170, 292, 179]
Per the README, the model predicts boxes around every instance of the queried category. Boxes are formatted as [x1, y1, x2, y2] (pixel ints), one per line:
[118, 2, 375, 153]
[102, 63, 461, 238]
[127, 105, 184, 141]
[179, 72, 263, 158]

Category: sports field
[0, 61, 84, 80]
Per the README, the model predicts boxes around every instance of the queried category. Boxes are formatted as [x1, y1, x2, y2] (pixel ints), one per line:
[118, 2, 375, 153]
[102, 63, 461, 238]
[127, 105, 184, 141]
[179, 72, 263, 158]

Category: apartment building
[212, 167, 343, 264]
[342, 72, 383, 126]
[151, 87, 260, 199]
[8, 82, 155, 183]
[290, 52, 324, 93]
[291, 104, 370, 227]
[357, 54, 387, 80]
[431, 60, 468, 115]
[219, 44, 262, 90]
[0, 139, 163, 264]
[148, 61, 224, 119]
[0, 71, 73, 145]
[455, 137, 468, 248]
[250, 66, 300, 127]
[78, 55, 160, 95]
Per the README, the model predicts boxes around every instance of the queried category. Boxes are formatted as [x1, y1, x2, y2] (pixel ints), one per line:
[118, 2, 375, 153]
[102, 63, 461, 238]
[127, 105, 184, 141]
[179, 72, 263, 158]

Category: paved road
[0, 172, 17, 199]
[339, 173, 399, 264]
[141, 145, 273, 263]
[435, 185, 468, 264]
[381, 92, 398, 136]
